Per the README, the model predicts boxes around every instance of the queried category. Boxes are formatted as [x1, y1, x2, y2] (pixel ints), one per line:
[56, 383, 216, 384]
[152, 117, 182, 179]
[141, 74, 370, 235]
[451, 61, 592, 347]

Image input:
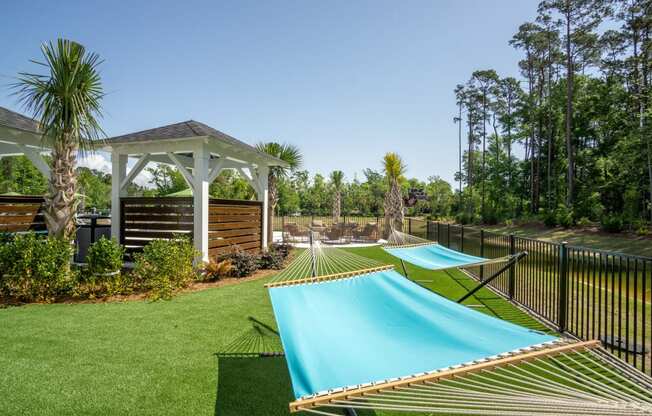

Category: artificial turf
[0, 246, 551, 416]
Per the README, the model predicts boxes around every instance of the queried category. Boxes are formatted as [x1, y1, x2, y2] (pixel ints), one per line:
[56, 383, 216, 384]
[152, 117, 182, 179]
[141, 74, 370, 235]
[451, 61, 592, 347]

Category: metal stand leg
[344, 408, 358, 416]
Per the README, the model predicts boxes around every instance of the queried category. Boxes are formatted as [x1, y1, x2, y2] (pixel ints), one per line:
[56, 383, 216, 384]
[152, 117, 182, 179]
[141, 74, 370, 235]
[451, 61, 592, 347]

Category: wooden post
[558, 241, 569, 333]
[447, 223, 451, 247]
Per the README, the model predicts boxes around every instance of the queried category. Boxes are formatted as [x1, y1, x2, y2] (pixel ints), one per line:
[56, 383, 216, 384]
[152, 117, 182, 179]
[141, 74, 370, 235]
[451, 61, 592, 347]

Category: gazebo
[103, 120, 288, 261]
[0, 106, 51, 176]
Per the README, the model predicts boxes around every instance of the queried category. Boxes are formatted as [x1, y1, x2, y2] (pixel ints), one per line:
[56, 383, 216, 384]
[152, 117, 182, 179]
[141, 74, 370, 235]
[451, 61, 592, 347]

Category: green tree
[14, 39, 105, 239]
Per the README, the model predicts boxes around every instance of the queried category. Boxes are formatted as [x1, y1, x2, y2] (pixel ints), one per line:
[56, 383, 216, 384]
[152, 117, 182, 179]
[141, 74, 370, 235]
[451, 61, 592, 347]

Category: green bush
[132, 238, 199, 300]
[259, 249, 285, 270]
[219, 248, 260, 278]
[542, 210, 557, 228]
[77, 237, 126, 298]
[555, 206, 574, 229]
[576, 217, 592, 228]
[601, 214, 624, 233]
[0, 233, 74, 302]
[455, 212, 475, 225]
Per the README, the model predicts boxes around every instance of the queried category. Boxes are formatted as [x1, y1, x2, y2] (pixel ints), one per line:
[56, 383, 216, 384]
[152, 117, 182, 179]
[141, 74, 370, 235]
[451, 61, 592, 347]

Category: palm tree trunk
[44, 138, 78, 240]
[383, 179, 404, 238]
[332, 191, 341, 223]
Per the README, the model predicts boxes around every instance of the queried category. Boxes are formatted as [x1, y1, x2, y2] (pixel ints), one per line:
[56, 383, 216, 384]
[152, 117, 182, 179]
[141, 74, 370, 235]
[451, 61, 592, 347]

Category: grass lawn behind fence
[0, 246, 550, 416]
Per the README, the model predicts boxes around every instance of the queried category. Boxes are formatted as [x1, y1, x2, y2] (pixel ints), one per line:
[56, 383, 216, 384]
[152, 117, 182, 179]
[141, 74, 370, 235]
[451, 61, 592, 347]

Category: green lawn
[484, 223, 652, 257]
[0, 246, 550, 416]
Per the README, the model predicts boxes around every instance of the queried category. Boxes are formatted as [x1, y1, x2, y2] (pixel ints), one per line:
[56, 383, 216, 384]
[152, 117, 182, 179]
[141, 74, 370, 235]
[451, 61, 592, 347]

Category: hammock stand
[388, 241, 528, 304]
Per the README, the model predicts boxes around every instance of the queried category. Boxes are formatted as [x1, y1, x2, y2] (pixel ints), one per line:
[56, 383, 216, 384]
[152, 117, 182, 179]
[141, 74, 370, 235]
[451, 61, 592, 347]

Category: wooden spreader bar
[265, 265, 395, 288]
[384, 241, 437, 249]
[289, 339, 601, 412]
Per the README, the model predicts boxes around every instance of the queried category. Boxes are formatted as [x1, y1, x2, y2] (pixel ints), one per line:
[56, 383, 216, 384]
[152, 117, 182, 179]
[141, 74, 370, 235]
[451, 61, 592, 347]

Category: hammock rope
[266, 240, 388, 286]
[266, 234, 652, 415]
[295, 344, 652, 415]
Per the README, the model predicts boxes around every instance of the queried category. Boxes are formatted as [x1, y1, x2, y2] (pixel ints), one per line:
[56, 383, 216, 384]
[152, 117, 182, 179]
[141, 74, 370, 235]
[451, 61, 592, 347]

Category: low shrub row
[0, 233, 292, 303]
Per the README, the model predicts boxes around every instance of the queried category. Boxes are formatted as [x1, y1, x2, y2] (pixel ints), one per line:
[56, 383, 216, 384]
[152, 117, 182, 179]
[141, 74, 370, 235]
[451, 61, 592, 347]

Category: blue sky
[1, 0, 538, 186]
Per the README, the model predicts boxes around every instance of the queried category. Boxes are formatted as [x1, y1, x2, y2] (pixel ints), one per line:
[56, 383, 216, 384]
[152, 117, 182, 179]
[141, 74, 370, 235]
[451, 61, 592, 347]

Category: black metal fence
[408, 218, 652, 377]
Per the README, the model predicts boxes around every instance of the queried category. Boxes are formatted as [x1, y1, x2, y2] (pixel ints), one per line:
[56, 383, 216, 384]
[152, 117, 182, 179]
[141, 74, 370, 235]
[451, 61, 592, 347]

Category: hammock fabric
[383, 242, 507, 271]
[268, 268, 557, 402]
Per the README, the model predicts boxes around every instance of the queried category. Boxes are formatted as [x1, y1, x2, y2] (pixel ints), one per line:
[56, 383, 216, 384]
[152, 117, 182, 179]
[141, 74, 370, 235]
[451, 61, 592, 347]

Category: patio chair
[283, 223, 309, 243]
[323, 224, 344, 243]
[353, 222, 379, 242]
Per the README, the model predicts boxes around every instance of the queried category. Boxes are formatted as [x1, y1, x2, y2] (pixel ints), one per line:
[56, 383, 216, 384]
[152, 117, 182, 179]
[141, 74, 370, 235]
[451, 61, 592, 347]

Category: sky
[1, 0, 539, 187]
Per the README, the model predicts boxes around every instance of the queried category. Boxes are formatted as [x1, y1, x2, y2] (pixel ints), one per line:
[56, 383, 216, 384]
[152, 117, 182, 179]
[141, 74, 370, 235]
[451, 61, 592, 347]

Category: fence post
[558, 241, 569, 333]
[508, 234, 516, 300]
[480, 229, 485, 281]
[282, 216, 286, 243]
[436, 222, 441, 243]
[447, 223, 451, 247]
[460, 224, 464, 252]
[408, 218, 412, 235]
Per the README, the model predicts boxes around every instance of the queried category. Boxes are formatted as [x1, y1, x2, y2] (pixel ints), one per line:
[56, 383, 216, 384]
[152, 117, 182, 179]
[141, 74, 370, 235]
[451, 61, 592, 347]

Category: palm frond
[255, 142, 303, 178]
[12, 38, 105, 153]
[382, 152, 406, 182]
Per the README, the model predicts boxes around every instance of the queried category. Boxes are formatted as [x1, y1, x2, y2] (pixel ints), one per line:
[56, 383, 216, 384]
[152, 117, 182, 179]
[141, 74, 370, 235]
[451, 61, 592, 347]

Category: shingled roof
[105, 120, 287, 166]
[0, 106, 40, 133]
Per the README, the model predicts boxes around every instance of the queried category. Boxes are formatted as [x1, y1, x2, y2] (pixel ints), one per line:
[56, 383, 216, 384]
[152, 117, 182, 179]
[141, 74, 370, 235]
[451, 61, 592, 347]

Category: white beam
[120, 153, 150, 191]
[17, 144, 50, 177]
[111, 152, 128, 242]
[167, 152, 195, 191]
[236, 166, 261, 196]
[193, 144, 210, 262]
[208, 159, 225, 183]
[257, 166, 269, 250]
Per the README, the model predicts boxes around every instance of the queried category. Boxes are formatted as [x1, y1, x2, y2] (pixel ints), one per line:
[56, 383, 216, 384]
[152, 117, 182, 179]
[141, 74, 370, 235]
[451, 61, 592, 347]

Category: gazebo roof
[104, 120, 288, 167]
[0, 106, 41, 134]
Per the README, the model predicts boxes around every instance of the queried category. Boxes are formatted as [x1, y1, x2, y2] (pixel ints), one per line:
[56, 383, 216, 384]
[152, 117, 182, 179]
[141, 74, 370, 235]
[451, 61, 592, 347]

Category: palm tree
[382, 152, 406, 238]
[330, 170, 344, 223]
[14, 39, 104, 240]
[255, 142, 302, 242]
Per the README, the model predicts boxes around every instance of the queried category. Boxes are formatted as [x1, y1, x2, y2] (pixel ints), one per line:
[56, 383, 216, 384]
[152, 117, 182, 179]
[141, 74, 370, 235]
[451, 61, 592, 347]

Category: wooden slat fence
[0, 196, 46, 233]
[209, 199, 262, 256]
[120, 197, 263, 258]
[120, 197, 193, 255]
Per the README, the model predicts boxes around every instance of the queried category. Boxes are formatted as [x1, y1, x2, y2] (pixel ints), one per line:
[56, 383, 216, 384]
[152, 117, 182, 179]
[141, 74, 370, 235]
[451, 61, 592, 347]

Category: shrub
[132, 238, 199, 300]
[270, 242, 292, 259]
[219, 248, 260, 278]
[77, 237, 126, 298]
[555, 206, 574, 229]
[601, 214, 624, 233]
[86, 237, 124, 276]
[455, 212, 475, 225]
[201, 259, 233, 281]
[576, 217, 592, 228]
[542, 210, 557, 228]
[0, 233, 74, 302]
[259, 249, 285, 270]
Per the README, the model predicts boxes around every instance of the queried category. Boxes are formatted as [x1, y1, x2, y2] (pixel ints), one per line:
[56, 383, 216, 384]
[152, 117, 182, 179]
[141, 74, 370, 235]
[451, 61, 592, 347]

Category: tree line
[454, 0, 651, 229]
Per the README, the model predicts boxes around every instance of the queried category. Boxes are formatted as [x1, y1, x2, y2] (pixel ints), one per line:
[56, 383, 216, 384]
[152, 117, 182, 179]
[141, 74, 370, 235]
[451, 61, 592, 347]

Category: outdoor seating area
[280, 219, 380, 245]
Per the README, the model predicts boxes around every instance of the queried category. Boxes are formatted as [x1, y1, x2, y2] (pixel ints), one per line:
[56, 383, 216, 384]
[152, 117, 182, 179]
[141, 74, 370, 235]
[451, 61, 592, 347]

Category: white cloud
[78, 152, 112, 173]
[77, 152, 155, 188]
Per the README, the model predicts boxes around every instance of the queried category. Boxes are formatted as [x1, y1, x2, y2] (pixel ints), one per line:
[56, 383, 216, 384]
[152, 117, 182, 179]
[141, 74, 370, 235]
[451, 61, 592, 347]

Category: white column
[193, 144, 210, 262]
[111, 151, 127, 242]
[257, 166, 269, 250]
